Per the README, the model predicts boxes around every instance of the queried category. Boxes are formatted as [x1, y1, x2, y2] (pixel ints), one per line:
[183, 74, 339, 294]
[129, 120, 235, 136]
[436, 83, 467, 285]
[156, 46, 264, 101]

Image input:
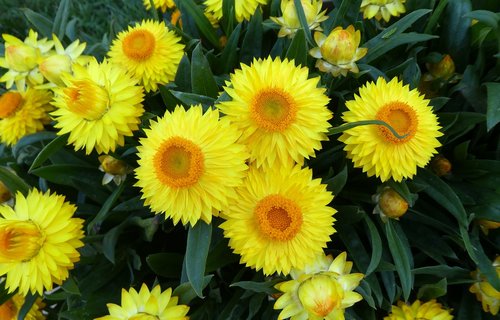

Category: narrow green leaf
[12, 131, 57, 159]
[363, 33, 437, 64]
[21, 9, 53, 38]
[29, 134, 68, 172]
[413, 265, 470, 278]
[417, 278, 447, 300]
[191, 43, 219, 98]
[185, 221, 212, 298]
[170, 90, 216, 109]
[331, 0, 352, 28]
[385, 220, 413, 301]
[440, 0, 472, 68]
[230, 279, 281, 295]
[174, 55, 192, 92]
[18, 293, 37, 320]
[173, 275, 214, 305]
[364, 216, 382, 276]
[102, 217, 132, 264]
[218, 23, 242, 73]
[52, 0, 71, 40]
[326, 164, 348, 195]
[146, 253, 184, 278]
[176, 0, 220, 48]
[241, 9, 263, 64]
[159, 86, 183, 111]
[470, 228, 500, 291]
[465, 10, 498, 30]
[456, 288, 482, 320]
[293, 0, 313, 45]
[0, 167, 30, 196]
[286, 29, 307, 66]
[87, 183, 125, 235]
[485, 82, 500, 131]
[424, 0, 449, 34]
[61, 276, 81, 296]
[222, 0, 236, 36]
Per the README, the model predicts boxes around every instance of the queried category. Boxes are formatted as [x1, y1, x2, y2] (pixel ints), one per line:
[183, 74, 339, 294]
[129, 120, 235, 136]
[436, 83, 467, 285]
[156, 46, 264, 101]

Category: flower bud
[431, 155, 452, 176]
[5, 44, 39, 72]
[478, 220, 500, 235]
[39, 54, 72, 86]
[0, 181, 11, 203]
[427, 54, 455, 80]
[98, 155, 128, 176]
[378, 187, 408, 219]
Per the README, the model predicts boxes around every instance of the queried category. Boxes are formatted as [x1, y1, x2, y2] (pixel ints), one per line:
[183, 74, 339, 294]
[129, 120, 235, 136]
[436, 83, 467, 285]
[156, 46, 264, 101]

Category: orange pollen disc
[376, 101, 418, 143]
[154, 136, 205, 188]
[250, 88, 297, 132]
[255, 194, 302, 241]
[122, 29, 156, 61]
[0, 220, 43, 263]
[0, 92, 23, 119]
[64, 80, 109, 120]
[0, 299, 16, 319]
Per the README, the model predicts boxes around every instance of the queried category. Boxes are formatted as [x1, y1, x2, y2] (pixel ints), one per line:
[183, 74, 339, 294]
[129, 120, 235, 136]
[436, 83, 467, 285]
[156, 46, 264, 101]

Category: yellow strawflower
[338, 77, 443, 182]
[51, 58, 144, 154]
[469, 256, 500, 315]
[384, 299, 453, 320]
[108, 20, 184, 92]
[96, 284, 189, 319]
[143, 0, 175, 12]
[0, 189, 84, 295]
[271, 0, 328, 38]
[478, 220, 500, 235]
[0, 293, 45, 320]
[220, 164, 336, 275]
[98, 155, 130, 185]
[0, 88, 53, 146]
[204, 0, 269, 23]
[310, 25, 368, 77]
[135, 105, 248, 226]
[361, 0, 406, 22]
[217, 57, 331, 168]
[274, 252, 364, 319]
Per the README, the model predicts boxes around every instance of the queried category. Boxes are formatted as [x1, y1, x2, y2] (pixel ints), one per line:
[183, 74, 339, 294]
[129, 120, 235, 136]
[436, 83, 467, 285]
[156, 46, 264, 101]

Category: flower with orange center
[135, 105, 248, 226]
[0, 189, 84, 295]
[204, 0, 269, 23]
[360, 0, 406, 22]
[143, 0, 175, 12]
[51, 58, 144, 154]
[271, 0, 328, 38]
[469, 256, 500, 316]
[309, 25, 368, 77]
[0, 88, 53, 146]
[0, 293, 45, 320]
[220, 164, 335, 275]
[338, 77, 443, 182]
[217, 57, 331, 168]
[274, 252, 364, 319]
[384, 299, 453, 320]
[108, 19, 184, 92]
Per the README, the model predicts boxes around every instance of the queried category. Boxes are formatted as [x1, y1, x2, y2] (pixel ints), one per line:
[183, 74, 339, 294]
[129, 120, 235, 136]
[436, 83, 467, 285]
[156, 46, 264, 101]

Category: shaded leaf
[185, 221, 212, 298]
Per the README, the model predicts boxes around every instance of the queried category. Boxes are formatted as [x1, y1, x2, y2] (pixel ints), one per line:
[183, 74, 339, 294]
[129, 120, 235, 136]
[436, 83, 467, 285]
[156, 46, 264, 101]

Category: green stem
[328, 119, 408, 140]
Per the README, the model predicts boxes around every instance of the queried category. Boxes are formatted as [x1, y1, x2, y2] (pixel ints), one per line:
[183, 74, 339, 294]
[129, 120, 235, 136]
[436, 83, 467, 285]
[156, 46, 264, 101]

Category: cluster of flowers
[0, 0, 498, 319]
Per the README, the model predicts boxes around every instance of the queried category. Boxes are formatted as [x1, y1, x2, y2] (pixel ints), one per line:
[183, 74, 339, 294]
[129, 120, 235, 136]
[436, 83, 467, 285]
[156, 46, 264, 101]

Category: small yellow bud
[0, 181, 11, 203]
[98, 155, 128, 176]
[427, 54, 455, 80]
[431, 155, 452, 176]
[271, 0, 327, 38]
[378, 188, 408, 219]
[39, 54, 72, 86]
[5, 44, 39, 72]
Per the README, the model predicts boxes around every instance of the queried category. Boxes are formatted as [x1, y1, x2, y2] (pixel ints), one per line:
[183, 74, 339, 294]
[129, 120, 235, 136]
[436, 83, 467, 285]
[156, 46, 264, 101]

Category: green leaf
[230, 279, 281, 295]
[413, 265, 470, 279]
[325, 164, 348, 195]
[470, 228, 500, 291]
[12, 131, 57, 159]
[218, 23, 242, 73]
[191, 43, 219, 98]
[465, 10, 499, 29]
[456, 288, 482, 320]
[364, 216, 382, 276]
[185, 221, 212, 298]
[441, 0, 472, 68]
[170, 90, 216, 109]
[293, 0, 313, 45]
[241, 9, 263, 64]
[424, 0, 449, 34]
[485, 82, 500, 131]
[176, 0, 220, 48]
[52, 0, 71, 40]
[173, 275, 214, 305]
[174, 55, 192, 92]
[0, 167, 30, 196]
[417, 278, 447, 300]
[87, 182, 125, 235]
[18, 293, 37, 320]
[29, 134, 68, 172]
[385, 220, 413, 301]
[331, 0, 353, 28]
[61, 276, 81, 296]
[286, 29, 307, 66]
[21, 9, 53, 38]
[146, 253, 184, 278]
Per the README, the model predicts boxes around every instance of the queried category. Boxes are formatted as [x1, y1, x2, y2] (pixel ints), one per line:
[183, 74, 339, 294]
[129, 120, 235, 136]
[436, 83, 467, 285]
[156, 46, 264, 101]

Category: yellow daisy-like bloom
[204, 0, 269, 23]
[360, 0, 406, 22]
[108, 20, 184, 92]
[270, 0, 328, 38]
[135, 105, 248, 226]
[96, 284, 189, 320]
[220, 164, 335, 275]
[384, 299, 453, 320]
[0, 189, 84, 295]
[469, 256, 500, 315]
[143, 0, 175, 12]
[0, 293, 45, 320]
[274, 252, 364, 320]
[0, 88, 53, 146]
[338, 77, 443, 182]
[51, 58, 144, 154]
[217, 57, 331, 168]
[0, 30, 53, 90]
[309, 26, 368, 77]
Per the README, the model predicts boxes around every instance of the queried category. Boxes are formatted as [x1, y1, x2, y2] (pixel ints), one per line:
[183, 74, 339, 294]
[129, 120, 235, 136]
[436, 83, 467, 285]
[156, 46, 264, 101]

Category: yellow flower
[220, 164, 336, 275]
[204, 0, 269, 23]
[469, 256, 500, 315]
[0, 293, 45, 320]
[0, 189, 84, 295]
[217, 57, 331, 168]
[361, 0, 406, 22]
[98, 155, 130, 185]
[143, 0, 175, 12]
[274, 252, 364, 319]
[0, 30, 53, 90]
[373, 187, 409, 220]
[51, 58, 144, 154]
[338, 77, 443, 182]
[108, 20, 184, 92]
[135, 105, 248, 226]
[309, 25, 368, 77]
[426, 54, 455, 80]
[384, 299, 453, 320]
[0, 88, 53, 146]
[95, 284, 189, 319]
[478, 220, 500, 235]
[271, 0, 328, 38]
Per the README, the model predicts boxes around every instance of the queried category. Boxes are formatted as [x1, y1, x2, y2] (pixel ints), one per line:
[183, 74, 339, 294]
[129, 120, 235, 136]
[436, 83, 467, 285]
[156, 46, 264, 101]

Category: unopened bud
[5, 44, 39, 72]
[39, 54, 72, 86]
[431, 155, 452, 176]
[378, 188, 408, 219]
[427, 54, 455, 80]
[98, 155, 128, 175]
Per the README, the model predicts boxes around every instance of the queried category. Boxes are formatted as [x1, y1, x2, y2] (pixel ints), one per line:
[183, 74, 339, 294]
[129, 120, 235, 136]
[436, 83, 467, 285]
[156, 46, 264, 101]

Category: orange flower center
[298, 274, 343, 317]
[122, 29, 156, 61]
[64, 80, 109, 120]
[0, 220, 43, 263]
[376, 101, 418, 143]
[0, 299, 16, 319]
[0, 92, 23, 119]
[255, 194, 302, 241]
[251, 89, 297, 132]
[154, 136, 205, 188]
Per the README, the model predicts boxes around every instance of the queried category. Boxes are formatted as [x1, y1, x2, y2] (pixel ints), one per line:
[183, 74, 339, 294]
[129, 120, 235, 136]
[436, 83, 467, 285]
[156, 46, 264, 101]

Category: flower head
[0, 88, 53, 146]
[143, 0, 175, 12]
[274, 252, 364, 319]
[373, 187, 409, 219]
[96, 284, 189, 319]
[204, 0, 269, 23]
[217, 57, 331, 168]
[51, 58, 144, 154]
[220, 164, 336, 275]
[384, 299, 453, 320]
[361, 0, 406, 22]
[0, 189, 84, 295]
[0, 293, 45, 320]
[108, 19, 184, 92]
[135, 105, 248, 226]
[469, 256, 500, 315]
[310, 26, 368, 77]
[338, 77, 443, 182]
[271, 0, 328, 38]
